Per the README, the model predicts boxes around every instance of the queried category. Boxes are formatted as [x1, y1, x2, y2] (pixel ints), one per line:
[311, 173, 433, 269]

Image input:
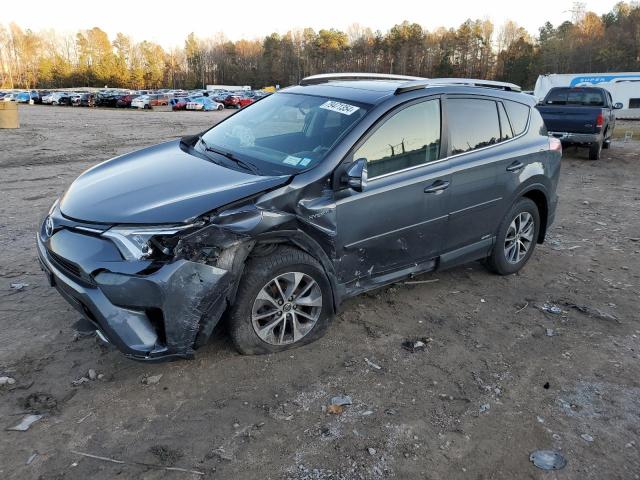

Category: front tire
[229, 246, 333, 355]
[486, 198, 540, 275]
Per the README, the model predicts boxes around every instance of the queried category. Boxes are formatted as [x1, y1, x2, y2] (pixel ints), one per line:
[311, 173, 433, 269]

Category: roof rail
[395, 78, 522, 94]
[300, 73, 426, 86]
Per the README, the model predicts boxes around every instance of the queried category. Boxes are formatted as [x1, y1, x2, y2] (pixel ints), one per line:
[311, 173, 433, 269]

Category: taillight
[549, 136, 562, 153]
[596, 113, 604, 128]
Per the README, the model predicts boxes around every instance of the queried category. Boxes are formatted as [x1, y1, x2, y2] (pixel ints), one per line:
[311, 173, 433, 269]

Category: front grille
[48, 250, 82, 279]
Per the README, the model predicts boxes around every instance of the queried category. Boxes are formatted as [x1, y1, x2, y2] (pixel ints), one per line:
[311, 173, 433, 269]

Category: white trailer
[534, 73, 640, 119]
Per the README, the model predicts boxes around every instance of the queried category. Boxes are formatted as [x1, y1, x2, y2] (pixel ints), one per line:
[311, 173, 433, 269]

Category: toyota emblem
[45, 215, 54, 237]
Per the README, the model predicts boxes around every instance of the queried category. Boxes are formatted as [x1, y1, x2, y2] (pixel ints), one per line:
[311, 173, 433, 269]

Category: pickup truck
[536, 87, 622, 160]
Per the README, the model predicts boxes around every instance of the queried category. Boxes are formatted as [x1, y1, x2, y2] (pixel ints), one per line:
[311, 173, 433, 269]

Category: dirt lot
[1, 105, 639, 480]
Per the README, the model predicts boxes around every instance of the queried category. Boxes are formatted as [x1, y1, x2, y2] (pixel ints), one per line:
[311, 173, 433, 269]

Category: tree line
[1, 2, 639, 91]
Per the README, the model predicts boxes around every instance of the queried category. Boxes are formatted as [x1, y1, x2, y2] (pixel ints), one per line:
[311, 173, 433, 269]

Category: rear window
[447, 99, 501, 155]
[503, 100, 530, 136]
[544, 88, 605, 107]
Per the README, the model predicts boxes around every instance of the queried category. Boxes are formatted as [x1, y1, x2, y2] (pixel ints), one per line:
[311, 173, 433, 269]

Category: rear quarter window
[503, 100, 530, 136]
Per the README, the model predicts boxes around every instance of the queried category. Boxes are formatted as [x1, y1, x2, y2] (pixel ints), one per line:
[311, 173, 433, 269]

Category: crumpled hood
[60, 140, 290, 224]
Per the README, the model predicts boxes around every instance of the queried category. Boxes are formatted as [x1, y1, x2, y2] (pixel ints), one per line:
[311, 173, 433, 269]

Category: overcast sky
[6, 0, 621, 48]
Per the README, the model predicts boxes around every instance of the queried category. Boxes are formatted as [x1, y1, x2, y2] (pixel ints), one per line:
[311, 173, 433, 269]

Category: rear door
[441, 96, 506, 256]
[334, 97, 451, 283]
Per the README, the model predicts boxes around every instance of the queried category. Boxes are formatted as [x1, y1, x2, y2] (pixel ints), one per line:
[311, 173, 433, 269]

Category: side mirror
[342, 158, 368, 192]
[613, 102, 623, 110]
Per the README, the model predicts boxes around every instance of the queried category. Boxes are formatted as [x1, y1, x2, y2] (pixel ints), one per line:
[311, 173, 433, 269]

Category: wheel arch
[248, 230, 340, 312]
[519, 186, 549, 243]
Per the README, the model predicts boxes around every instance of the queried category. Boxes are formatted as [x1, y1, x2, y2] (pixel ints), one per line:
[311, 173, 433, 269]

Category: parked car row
[1, 90, 42, 103]
[0, 87, 271, 111]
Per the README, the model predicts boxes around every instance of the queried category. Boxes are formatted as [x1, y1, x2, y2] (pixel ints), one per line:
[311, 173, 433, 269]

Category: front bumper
[37, 226, 231, 361]
[549, 131, 602, 145]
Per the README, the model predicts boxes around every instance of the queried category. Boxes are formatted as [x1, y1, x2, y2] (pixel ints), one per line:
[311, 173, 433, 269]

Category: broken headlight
[102, 225, 196, 261]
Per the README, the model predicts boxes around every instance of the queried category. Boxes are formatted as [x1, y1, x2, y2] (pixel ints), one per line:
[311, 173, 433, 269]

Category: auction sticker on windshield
[283, 155, 302, 166]
[320, 100, 360, 115]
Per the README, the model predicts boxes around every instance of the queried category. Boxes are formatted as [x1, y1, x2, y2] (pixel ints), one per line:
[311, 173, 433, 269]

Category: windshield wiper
[199, 138, 261, 175]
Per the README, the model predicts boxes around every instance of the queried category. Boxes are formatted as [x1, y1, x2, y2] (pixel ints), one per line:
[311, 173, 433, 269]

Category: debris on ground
[70, 450, 205, 475]
[543, 382, 550, 389]
[401, 338, 430, 353]
[546, 328, 555, 337]
[88, 369, 97, 380]
[209, 446, 233, 461]
[7, 414, 44, 432]
[142, 374, 163, 385]
[0, 376, 16, 386]
[10, 282, 29, 290]
[72, 376, 90, 386]
[364, 358, 382, 370]
[479, 403, 491, 413]
[367, 447, 377, 456]
[541, 303, 562, 315]
[326, 404, 344, 415]
[581, 433, 594, 443]
[404, 278, 439, 285]
[326, 395, 352, 415]
[26, 452, 38, 465]
[556, 300, 620, 323]
[330, 395, 352, 406]
[77, 412, 93, 424]
[529, 450, 567, 470]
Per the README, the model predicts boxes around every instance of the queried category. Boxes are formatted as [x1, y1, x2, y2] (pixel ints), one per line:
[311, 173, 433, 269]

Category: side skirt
[437, 237, 495, 271]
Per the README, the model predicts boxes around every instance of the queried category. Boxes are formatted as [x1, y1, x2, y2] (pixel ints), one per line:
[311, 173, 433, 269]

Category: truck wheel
[486, 198, 540, 275]
[589, 141, 602, 160]
[229, 246, 333, 355]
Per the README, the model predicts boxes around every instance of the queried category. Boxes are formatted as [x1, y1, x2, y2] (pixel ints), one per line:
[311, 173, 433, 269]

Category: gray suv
[37, 73, 562, 361]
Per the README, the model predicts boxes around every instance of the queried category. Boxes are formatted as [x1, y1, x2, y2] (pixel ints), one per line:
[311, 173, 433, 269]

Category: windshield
[200, 93, 368, 175]
[544, 88, 605, 106]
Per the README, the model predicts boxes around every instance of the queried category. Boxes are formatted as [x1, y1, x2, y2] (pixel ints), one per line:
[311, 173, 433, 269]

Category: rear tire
[229, 246, 333, 355]
[589, 140, 602, 160]
[486, 198, 540, 275]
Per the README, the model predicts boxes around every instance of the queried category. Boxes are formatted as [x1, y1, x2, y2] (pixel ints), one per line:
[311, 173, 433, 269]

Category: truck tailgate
[536, 105, 601, 134]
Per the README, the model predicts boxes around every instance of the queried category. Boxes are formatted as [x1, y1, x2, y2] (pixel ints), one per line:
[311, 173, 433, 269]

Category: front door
[334, 98, 450, 284]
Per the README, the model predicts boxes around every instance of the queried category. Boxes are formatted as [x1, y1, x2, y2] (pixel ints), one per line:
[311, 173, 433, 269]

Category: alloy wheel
[251, 271, 322, 345]
[504, 212, 535, 264]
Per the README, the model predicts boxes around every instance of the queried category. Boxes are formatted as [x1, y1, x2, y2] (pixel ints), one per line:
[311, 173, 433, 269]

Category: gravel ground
[1, 105, 639, 480]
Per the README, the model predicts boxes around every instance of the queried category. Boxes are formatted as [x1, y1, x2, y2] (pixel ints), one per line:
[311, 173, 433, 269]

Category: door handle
[506, 161, 524, 172]
[424, 180, 450, 193]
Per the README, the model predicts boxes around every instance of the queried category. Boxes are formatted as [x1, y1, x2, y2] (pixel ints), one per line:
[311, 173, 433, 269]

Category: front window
[353, 99, 441, 178]
[200, 93, 368, 175]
